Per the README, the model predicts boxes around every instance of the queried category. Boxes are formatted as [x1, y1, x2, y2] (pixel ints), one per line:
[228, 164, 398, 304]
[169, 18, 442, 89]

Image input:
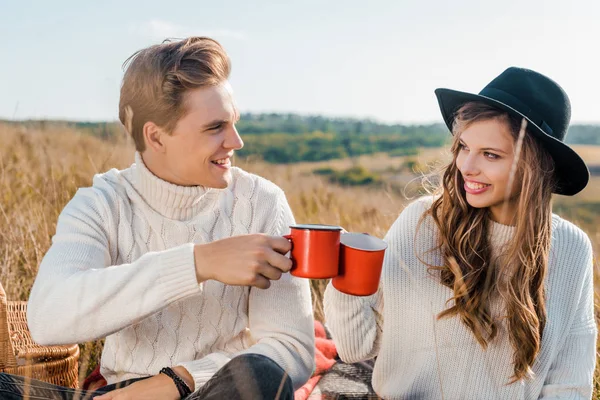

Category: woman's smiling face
[455, 118, 519, 224]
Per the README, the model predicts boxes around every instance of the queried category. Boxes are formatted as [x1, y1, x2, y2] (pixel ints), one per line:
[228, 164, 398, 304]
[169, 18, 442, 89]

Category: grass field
[0, 123, 598, 396]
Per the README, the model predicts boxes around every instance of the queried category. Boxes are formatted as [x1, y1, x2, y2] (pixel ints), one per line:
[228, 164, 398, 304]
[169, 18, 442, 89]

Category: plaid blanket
[308, 359, 378, 400]
[300, 322, 378, 400]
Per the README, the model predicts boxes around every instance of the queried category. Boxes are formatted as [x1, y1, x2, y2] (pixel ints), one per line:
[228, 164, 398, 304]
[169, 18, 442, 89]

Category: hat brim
[435, 88, 589, 196]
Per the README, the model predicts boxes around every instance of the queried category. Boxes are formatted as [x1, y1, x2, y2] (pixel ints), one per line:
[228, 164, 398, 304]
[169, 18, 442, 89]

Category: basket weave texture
[0, 281, 79, 388]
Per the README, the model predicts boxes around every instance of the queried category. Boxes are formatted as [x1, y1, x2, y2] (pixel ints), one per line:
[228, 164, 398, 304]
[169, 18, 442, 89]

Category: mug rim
[289, 224, 343, 231]
[341, 232, 388, 251]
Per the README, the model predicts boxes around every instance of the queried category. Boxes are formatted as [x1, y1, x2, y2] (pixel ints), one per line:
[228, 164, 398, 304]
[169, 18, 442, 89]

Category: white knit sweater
[27, 153, 315, 391]
[324, 197, 597, 400]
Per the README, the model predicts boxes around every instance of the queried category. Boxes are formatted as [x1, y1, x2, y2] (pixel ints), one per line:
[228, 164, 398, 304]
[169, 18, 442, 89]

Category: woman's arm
[323, 211, 410, 363]
[323, 280, 384, 363]
[323, 197, 430, 364]
[539, 233, 597, 399]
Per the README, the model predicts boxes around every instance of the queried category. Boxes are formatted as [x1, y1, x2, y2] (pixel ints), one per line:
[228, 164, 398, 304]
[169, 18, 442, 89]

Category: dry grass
[0, 123, 598, 396]
[570, 145, 600, 167]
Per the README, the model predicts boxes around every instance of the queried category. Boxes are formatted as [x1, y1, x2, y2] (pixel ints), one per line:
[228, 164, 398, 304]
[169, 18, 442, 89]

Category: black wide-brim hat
[435, 67, 589, 196]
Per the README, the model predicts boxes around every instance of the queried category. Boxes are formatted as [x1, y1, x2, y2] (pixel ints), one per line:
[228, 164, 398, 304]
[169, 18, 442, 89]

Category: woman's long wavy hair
[424, 102, 555, 382]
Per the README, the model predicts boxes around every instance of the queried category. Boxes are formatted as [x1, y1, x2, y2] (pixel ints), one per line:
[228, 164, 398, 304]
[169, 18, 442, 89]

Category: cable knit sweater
[324, 196, 597, 400]
[27, 153, 315, 391]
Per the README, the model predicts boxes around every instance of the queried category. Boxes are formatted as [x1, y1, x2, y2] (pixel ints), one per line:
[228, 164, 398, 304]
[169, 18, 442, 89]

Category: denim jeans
[0, 353, 294, 400]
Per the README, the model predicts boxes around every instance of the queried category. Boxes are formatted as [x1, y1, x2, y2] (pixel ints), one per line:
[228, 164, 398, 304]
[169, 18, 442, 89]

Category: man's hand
[194, 234, 292, 289]
[93, 374, 180, 400]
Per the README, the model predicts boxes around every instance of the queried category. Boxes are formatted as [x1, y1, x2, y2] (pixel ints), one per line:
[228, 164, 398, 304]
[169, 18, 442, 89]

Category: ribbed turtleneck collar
[487, 220, 516, 263]
[488, 220, 516, 246]
[131, 152, 215, 221]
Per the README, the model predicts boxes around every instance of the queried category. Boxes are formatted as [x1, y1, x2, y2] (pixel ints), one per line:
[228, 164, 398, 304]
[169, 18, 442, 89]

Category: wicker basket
[0, 280, 80, 388]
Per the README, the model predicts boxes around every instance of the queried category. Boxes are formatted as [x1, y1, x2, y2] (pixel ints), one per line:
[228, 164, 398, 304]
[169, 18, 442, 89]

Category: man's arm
[27, 185, 201, 345]
[178, 190, 316, 391]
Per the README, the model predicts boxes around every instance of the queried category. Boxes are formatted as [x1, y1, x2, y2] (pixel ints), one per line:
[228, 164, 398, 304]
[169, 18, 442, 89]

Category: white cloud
[133, 19, 247, 41]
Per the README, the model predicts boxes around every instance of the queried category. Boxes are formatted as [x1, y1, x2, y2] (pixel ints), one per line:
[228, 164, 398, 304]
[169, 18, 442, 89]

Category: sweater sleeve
[27, 185, 201, 345]
[539, 232, 597, 400]
[323, 281, 384, 363]
[178, 189, 315, 391]
[324, 207, 409, 363]
[323, 226, 391, 363]
[323, 197, 430, 364]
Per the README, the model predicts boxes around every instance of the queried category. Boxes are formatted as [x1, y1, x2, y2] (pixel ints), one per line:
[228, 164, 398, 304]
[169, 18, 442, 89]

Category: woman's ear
[143, 121, 166, 153]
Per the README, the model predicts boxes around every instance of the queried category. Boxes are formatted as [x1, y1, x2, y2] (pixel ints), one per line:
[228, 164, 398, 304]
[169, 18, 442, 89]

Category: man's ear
[143, 121, 166, 153]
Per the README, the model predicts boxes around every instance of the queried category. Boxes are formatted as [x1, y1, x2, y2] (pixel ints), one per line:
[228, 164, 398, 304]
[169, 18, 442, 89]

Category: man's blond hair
[119, 37, 231, 151]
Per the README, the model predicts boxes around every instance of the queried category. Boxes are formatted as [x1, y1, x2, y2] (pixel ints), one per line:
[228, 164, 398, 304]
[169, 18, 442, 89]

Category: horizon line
[2, 115, 600, 127]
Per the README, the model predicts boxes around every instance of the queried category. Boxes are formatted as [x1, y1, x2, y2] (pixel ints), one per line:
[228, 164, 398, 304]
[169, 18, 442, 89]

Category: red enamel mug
[332, 233, 387, 296]
[284, 224, 342, 279]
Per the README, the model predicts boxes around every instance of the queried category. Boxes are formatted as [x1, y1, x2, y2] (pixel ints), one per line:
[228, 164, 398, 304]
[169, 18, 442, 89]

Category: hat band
[479, 87, 553, 136]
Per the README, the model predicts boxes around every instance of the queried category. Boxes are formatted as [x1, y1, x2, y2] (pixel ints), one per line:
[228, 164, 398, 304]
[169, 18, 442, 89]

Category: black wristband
[160, 367, 193, 399]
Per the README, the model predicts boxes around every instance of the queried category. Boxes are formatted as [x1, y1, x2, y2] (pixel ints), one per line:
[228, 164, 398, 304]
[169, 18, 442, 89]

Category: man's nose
[224, 126, 244, 150]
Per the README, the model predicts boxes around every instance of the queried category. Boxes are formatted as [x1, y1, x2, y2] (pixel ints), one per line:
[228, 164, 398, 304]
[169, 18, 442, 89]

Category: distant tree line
[236, 131, 434, 163]
[313, 166, 382, 186]
[565, 124, 600, 145]
[236, 114, 447, 163]
[2, 114, 599, 164]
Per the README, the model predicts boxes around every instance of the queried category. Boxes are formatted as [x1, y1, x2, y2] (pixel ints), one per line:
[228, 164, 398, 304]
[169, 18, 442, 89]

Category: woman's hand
[93, 374, 180, 400]
[193, 234, 293, 289]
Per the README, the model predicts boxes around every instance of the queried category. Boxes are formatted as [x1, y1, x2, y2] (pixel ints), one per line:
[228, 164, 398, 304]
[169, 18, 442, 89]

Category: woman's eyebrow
[460, 140, 508, 154]
[481, 147, 508, 154]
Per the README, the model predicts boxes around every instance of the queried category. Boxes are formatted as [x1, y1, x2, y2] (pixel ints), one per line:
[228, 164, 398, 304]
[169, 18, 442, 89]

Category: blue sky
[1, 0, 599, 124]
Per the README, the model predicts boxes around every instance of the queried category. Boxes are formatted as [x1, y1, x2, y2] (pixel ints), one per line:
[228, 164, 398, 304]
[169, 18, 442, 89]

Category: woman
[324, 67, 597, 399]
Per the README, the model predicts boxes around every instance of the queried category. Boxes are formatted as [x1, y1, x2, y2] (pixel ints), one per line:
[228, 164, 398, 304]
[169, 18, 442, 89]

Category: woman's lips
[464, 180, 491, 194]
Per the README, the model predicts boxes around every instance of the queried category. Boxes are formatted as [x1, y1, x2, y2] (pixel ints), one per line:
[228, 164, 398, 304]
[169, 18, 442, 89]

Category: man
[4, 37, 315, 399]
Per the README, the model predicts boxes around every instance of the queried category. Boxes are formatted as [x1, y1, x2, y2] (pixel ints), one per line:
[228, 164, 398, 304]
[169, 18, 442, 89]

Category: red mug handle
[283, 234, 293, 250]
